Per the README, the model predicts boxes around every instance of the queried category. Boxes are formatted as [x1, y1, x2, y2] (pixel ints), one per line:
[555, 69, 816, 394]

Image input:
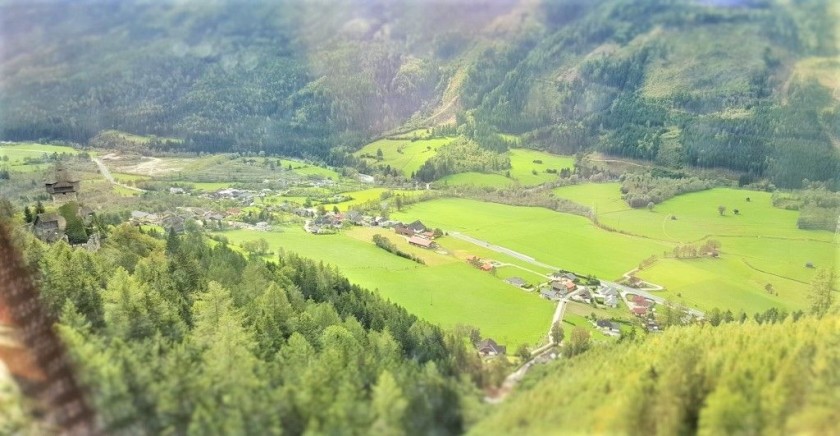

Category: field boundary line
[740, 259, 810, 285]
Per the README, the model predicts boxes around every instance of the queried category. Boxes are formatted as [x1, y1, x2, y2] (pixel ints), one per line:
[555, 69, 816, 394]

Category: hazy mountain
[1, 0, 838, 186]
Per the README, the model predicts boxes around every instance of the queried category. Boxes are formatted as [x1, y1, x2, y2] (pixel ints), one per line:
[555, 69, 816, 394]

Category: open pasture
[392, 198, 670, 280]
[553, 184, 837, 312]
[1, 143, 83, 172]
[214, 227, 555, 347]
[507, 148, 574, 186]
[436, 172, 514, 188]
[354, 136, 455, 177]
[278, 159, 340, 179]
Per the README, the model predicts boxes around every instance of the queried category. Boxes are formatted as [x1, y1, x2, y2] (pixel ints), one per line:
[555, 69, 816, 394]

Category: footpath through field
[93, 157, 144, 192]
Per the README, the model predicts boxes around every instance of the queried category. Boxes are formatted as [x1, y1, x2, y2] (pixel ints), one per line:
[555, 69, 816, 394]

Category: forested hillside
[8, 223, 490, 434]
[1, 0, 838, 187]
[473, 312, 840, 434]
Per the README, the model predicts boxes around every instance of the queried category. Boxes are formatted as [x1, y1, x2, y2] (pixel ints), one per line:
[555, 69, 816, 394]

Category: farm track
[92, 158, 144, 192]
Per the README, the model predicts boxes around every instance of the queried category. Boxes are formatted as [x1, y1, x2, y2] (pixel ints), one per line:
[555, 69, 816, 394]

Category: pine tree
[370, 371, 408, 435]
[23, 206, 33, 223]
[809, 268, 836, 318]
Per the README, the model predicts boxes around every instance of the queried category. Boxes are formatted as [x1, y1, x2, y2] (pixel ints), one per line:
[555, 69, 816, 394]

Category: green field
[553, 184, 838, 312]
[434, 149, 573, 188]
[393, 198, 671, 280]
[1, 143, 82, 171]
[214, 226, 554, 347]
[507, 148, 574, 186]
[278, 159, 340, 179]
[436, 172, 515, 188]
[98, 129, 182, 144]
[354, 136, 455, 177]
[112, 172, 150, 182]
[552, 182, 628, 214]
[187, 182, 234, 192]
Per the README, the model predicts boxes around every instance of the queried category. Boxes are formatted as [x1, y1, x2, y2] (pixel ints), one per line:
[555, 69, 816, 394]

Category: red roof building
[408, 236, 434, 248]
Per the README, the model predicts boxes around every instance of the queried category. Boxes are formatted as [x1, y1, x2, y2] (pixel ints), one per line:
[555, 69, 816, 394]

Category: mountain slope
[472, 315, 840, 434]
[1, 0, 838, 186]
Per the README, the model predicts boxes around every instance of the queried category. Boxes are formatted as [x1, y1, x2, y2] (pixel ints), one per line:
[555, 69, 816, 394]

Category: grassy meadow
[507, 148, 574, 186]
[214, 226, 554, 347]
[278, 159, 340, 179]
[553, 184, 837, 312]
[1, 143, 83, 172]
[392, 198, 671, 280]
[436, 172, 514, 188]
[434, 149, 574, 188]
[354, 136, 455, 177]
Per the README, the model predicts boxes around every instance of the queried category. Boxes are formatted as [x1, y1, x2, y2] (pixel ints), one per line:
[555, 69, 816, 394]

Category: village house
[408, 235, 435, 249]
[631, 295, 653, 310]
[32, 213, 67, 243]
[596, 286, 620, 308]
[480, 263, 494, 272]
[552, 279, 576, 294]
[505, 277, 527, 288]
[571, 288, 593, 304]
[407, 220, 427, 233]
[394, 224, 414, 236]
[345, 210, 364, 225]
[596, 319, 621, 335]
[477, 338, 506, 357]
[550, 271, 577, 282]
[540, 287, 562, 301]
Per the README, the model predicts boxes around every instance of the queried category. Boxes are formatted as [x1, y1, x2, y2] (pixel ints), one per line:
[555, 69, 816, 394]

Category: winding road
[92, 157, 144, 192]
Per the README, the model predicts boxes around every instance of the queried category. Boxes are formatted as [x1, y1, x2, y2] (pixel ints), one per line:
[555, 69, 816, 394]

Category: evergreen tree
[809, 268, 836, 318]
[370, 371, 408, 435]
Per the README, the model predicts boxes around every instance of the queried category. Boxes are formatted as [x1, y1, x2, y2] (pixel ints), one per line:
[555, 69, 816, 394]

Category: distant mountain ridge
[0, 0, 838, 187]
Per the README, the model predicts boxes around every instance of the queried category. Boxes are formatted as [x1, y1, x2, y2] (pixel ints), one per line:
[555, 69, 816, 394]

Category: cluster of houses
[539, 272, 579, 300]
[394, 220, 438, 249]
[130, 207, 241, 233]
[306, 211, 345, 234]
[627, 294, 660, 331]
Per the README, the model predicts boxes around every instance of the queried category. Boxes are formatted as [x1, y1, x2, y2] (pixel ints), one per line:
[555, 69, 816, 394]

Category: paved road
[450, 230, 704, 319]
[92, 158, 144, 192]
[449, 231, 557, 270]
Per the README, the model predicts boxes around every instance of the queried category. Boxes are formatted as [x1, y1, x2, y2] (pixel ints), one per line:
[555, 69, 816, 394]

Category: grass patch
[214, 227, 554, 347]
[113, 185, 141, 197]
[354, 136, 455, 177]
[556, 184, 837, 312]
[278, 159, 340, 179]
[1, 143, 82, 172]
[392, 198, 670, 280]
[436, 172, 515, 188]
[167, 181, 234, 192]
[507, 148, 574, 186]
